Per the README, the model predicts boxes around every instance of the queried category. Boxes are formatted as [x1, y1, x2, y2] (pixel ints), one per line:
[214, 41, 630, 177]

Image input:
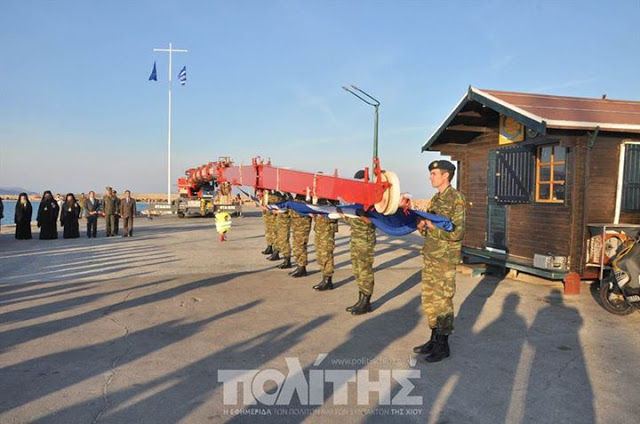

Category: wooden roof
[422, 87, 640, 151]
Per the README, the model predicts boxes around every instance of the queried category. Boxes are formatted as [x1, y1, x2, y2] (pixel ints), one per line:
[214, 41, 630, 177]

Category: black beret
[429, 160, 456, 173]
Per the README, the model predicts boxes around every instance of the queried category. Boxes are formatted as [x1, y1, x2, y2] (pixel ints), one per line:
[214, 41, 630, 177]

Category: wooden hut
[422, 87, 640, 292]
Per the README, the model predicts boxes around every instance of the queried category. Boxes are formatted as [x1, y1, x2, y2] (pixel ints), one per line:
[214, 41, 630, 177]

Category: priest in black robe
[15, 193, 33, 240]
[60, 193, 81, 239]
[37, 190, 59, 240]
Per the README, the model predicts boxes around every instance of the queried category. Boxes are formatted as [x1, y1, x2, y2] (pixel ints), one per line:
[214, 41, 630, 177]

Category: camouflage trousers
[262, 210, 277, 246]
[421, 243, 460, 335]
[351, 231, 376, 296]
[291, 211, 312, 266]
[275, 211, 291, 258]
[314, 215, 337, 277]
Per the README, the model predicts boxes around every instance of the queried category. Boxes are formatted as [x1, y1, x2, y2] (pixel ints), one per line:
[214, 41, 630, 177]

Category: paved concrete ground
[1, 208, 639, 423]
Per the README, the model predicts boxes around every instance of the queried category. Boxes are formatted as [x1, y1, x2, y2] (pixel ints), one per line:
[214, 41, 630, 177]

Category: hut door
[487, 151, 508, 251]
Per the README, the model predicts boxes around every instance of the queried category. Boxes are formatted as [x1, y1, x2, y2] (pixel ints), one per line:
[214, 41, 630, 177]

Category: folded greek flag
[273, 201, 453, 236]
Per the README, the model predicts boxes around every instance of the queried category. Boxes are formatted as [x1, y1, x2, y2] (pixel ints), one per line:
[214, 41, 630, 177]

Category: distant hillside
[0, 187, 38, 195]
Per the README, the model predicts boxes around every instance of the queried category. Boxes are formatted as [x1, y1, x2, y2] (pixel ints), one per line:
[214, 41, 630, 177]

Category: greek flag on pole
[178, 66, 187, 85]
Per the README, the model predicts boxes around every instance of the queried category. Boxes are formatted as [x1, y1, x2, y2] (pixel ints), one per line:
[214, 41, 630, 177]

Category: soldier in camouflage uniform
[261, 190, 279, 256]
[271, 195, 293, 269]
[77, 193, 86, 218]
[261, 207, 276, 255]
[312, 213, 338, 291]
[289, 199, 313, 277]
[102, 187, 118, 237]
[414, 160, 466, 363]
[265, 191, 285, 260]
[342, 170, 377, 315]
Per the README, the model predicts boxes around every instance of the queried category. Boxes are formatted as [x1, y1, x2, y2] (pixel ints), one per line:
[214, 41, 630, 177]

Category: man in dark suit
[84, 191, 100, 238]
[120, 190, 137, 237]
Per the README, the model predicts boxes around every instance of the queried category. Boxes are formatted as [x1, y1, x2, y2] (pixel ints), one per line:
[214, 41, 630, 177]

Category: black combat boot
[290, 266, 307, 278]
[267, 251, 280, 261]
[350, 294, 372, 315]
[413, 329, 437, 354]
[261, 245, 273, 255]
[277, 257, 292, 269]
[345, 292, 364, 312]
[313, 276, 333, 291]
[424, 333, 450, 363]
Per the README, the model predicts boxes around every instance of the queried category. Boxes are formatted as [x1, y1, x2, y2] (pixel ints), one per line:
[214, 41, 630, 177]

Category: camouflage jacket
[422, 186, 466, 250]
[344, 216, 376, 243]
[314, 214, 338, 233]
[267, 192, 285, 205]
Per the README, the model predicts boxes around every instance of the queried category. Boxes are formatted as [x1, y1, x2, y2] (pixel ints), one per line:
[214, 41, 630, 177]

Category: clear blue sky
[1, 0, 639, 198]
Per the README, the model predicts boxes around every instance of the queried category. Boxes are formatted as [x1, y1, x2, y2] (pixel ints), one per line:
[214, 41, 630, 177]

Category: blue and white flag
[149, 61, 157, 81]
[273, 201, 454, 236]
[178, 66, 187, 85]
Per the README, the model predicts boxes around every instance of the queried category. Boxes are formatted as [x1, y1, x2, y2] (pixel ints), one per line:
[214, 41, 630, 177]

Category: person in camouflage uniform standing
[77, 193, 86, 218]
[274, 209, 292, 268]
[342, 170, 377, 315]
[102, 187, 118, 237]
[261, 211, 277, 255]
[414, 160, 466, 363]
[289, 197, 312, 278]
[265, 191, 285, 260]
[312, 213, 338, 291]
[268, 193, 292, 269]
[260, 190, 278, 256]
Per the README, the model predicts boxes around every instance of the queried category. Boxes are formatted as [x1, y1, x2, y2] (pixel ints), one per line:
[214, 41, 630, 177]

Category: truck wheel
[599, 278, 634, 315]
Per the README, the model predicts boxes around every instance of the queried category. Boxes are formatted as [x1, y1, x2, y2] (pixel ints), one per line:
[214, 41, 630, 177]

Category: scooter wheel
[598, 278, 634, 315]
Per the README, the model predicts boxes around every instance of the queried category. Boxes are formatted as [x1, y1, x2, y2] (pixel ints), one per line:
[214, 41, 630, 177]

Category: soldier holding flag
[414, 160, 466, 363]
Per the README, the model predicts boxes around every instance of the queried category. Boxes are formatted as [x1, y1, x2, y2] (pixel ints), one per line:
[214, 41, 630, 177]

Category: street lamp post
[342, 85, 380, 182]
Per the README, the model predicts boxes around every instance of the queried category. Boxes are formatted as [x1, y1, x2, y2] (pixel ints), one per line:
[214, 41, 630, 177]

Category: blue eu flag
[149, 61, 157, 81]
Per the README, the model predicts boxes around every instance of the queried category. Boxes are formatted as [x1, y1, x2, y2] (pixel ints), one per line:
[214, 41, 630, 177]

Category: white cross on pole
[153, 42, 188, 206]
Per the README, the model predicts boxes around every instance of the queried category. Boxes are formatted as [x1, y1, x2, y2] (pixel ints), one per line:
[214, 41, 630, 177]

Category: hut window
[622, 143, 640, 212]
[493, 146, 535, 204]
[536, 145, 566, 203]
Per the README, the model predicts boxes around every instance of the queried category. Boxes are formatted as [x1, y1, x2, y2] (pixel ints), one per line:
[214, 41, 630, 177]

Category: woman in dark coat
[15, 193, 33, 240]
[37, 190, 59, 240]
[60, 193, 81, 239]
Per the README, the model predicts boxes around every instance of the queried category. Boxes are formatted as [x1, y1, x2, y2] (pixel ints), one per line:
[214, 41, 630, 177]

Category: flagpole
[168, 42, 172, 207]
[153, 42, 188, 207]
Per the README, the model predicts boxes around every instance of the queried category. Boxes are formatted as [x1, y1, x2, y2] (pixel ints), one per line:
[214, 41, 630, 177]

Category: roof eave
[470, 88, 547, 136]
[421, 87, 548, 152]
[545, 120, 640, 133]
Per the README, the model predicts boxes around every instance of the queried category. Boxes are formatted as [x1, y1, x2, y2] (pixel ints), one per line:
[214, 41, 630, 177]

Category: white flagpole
[153, 42, 188, 207]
